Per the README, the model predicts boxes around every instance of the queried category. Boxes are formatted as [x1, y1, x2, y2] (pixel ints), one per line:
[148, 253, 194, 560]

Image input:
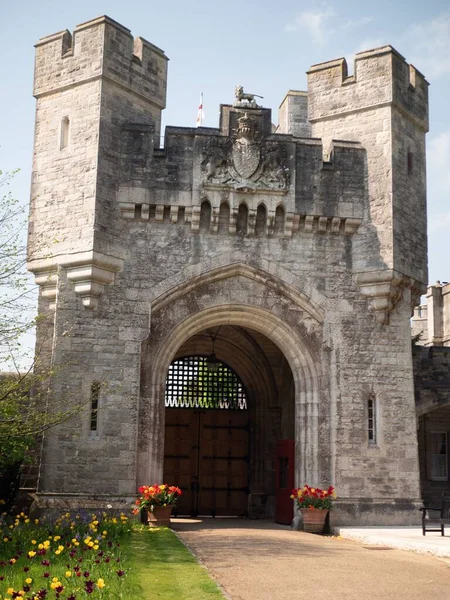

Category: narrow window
[218, 202, 230, 234]
[60, 116, 70, 150]
[90, 381, 101, 432]
[368, 394, 377, 445]
[200, 200, 211, 232]
[255, 204, 267, 236]
[236, 203, 248, 236]
[430, 432, 448, 481]
[177, 206, 185, 224]
[274, 205, 285, 235]
[407, 151, 414, 175]
[163, 205, 171, 223]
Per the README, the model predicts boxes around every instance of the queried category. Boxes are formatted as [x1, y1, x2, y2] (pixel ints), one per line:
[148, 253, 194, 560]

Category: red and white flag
[196, 93, 205, 127]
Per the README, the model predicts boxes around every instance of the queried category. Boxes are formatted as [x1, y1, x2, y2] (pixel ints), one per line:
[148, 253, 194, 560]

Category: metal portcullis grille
[165, 356, 247, 410]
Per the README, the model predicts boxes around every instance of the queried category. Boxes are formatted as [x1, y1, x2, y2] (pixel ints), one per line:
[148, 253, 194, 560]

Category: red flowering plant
[290, 484, 336, 511]
[133, 484, 182, 514]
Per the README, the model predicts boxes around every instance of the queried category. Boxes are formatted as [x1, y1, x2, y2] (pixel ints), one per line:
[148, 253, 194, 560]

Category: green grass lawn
[127, 527, 225, 599]
[0, 513, 222, 599]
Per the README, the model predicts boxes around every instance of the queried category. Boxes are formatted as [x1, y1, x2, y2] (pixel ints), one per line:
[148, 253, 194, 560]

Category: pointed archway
[138, 302, 323, 512]
[162, 325, 296, 518]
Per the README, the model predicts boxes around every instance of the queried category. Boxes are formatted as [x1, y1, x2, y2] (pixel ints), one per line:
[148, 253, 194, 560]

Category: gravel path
[173, 519, 450, 600]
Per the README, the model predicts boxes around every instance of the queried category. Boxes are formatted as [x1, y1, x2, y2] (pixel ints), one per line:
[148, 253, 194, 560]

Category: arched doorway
[138, 293, 323, 522]
[162, 325, 295, 520]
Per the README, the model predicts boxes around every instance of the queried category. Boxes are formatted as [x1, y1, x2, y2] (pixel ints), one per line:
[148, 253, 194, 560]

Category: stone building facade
[412, 282, 450, 347]
[27, 16, 429, 525]
[412, 287, 450, 505]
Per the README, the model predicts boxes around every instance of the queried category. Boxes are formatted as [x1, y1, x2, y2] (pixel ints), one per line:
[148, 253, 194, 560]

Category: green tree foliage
[0, 170, 82, 478]
[0, 169, 36, 475]
[0, 169, 33, 367]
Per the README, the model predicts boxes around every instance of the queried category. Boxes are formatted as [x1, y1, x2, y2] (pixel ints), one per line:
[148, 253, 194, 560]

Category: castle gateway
[27, 16, 429, 525]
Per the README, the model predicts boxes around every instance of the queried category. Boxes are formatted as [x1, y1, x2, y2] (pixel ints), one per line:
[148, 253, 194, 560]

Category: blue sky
[0, 0, 449, 360]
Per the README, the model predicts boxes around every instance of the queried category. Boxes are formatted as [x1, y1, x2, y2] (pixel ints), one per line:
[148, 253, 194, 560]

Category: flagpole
[196, 92, 204, 127]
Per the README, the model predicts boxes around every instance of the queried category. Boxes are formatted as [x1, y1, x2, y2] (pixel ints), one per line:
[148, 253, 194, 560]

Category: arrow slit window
[368, 394, 377, 445]
[60, 116, 70, 150]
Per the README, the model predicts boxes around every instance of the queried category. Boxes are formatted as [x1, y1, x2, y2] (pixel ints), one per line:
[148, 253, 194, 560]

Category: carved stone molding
[356, 270, 425, 324]
[28, 251, 124, 309]
[116, 198, 362, 238]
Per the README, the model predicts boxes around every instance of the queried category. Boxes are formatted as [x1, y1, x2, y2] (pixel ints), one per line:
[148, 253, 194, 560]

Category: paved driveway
[173, 519, 450, 600]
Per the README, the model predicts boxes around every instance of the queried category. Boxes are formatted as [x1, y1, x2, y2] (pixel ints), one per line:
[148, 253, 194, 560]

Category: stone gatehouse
[27, 16, 429, 525]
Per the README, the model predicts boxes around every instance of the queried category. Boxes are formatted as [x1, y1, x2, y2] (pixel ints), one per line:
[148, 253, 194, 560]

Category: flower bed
[0, 510, 131, 599]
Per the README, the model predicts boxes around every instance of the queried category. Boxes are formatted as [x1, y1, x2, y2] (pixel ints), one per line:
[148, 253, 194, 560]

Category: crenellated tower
[308, 46, 429, 322]
[28, 15, 168, 308]
[26, 19, 431, 525]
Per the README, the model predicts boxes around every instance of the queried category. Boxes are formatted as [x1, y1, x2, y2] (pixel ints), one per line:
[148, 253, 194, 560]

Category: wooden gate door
[164, 408, 198, 516]
[275, 439, 295, 525]
[198, 409, 249, 516]
[164, 408, 249, 516]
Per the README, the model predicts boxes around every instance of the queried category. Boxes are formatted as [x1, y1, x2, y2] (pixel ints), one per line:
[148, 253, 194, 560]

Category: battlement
[308, 45, 428, 131]
[34, 15, 168, 109]
[277, 91, 311, 138]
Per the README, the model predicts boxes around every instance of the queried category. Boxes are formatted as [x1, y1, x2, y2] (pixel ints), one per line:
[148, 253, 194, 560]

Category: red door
[275, 440, 295, 524]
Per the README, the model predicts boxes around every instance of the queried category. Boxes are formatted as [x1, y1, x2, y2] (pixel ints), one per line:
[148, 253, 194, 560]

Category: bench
[420, 495, 450, 536]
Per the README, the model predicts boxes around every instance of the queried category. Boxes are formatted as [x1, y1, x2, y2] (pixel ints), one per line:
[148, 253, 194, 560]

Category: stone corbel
[33, 270, 58, 310]
[356, 270, 418, 325]
[28, 251, 124, 310]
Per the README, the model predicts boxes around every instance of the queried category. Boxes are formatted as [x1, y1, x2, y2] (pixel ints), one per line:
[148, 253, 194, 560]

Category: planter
[141, 505, 174, 527]
[300, 508, 328, 534]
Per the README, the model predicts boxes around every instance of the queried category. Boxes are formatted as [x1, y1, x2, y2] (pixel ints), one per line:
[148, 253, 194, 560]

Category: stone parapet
[34, 15, 168, 110]
[307, 46, 428, 132]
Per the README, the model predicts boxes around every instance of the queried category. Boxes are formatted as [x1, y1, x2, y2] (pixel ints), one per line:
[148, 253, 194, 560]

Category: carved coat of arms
[231, 113, 261, 180]
[200, 105, 290, 192]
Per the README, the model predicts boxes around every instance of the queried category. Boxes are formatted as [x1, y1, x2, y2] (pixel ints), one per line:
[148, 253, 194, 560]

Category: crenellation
[308, 46, 428, 131]
[277, 90, 311, 138]
[34, 16, 168, 111]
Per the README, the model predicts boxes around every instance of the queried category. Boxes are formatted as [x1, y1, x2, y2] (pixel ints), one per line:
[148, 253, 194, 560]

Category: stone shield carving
[200, 111, 290, 192]
[231, 113, 260, 179]
[232, 138, 260, 179]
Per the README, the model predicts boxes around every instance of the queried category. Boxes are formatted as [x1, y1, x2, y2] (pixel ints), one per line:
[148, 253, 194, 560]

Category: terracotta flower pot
[141, 505, 174, 527]
[300, 508, 328, 534]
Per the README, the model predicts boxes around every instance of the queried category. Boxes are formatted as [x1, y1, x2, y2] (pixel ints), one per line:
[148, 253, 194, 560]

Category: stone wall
[27, 17, 429, 525]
